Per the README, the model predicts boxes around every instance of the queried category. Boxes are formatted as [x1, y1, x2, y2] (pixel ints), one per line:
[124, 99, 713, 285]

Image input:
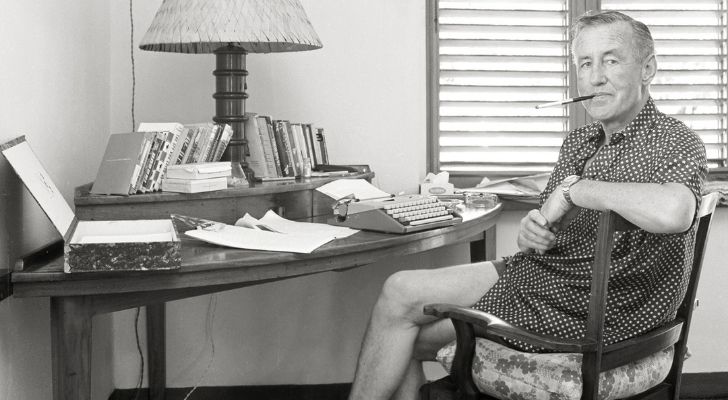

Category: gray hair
[570, 10, 655, 64]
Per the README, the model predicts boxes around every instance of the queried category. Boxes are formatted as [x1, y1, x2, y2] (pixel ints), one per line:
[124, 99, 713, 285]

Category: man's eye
[580, 62, 591, 69]
[605, 59, 618, 65]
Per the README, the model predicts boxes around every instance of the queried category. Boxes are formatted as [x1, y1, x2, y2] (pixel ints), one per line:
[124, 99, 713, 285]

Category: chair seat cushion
[436, 339, 673, 400]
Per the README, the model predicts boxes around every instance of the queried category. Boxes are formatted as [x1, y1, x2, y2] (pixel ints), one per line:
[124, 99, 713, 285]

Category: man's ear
[642, 54, 657, 85]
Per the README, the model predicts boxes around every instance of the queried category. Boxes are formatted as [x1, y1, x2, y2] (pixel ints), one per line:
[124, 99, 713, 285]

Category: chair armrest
[424, 303, 595, 353]
[601, 319, 683, 370]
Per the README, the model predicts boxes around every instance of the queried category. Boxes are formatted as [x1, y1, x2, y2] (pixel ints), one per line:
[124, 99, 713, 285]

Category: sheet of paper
[185, 225, 334, 254]
[238, 210, 358, 239]
[315, 178, 391, 201]
[469, 173, 550, 197]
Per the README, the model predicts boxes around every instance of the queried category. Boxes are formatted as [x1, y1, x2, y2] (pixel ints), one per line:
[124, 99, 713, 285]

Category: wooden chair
[420, 193, 720, 400]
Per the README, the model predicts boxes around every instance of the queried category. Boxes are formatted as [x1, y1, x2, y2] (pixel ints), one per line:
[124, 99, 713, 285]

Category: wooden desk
[11, 175, 501, 400]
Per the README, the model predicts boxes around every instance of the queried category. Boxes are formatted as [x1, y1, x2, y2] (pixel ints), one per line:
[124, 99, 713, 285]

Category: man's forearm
[568, 180, 696, 233]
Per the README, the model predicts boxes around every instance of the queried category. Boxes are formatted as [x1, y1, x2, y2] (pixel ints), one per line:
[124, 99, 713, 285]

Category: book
[303, 124, 317, 170]
[315, 128, 330, 165]
[91, 132, 156, 196]
[202, 124, 221, 162]
[131, 134, 154, 193]
[289, 123, 307, 173]
[187, 123, 214, 164]
[244, 114, 274, 179]
[150, 130, 179, 191]
[137, 123, 186, 166]
[255, 116, 279, 177]
[281, 121, 300, 177]
[273, 121, 295, 177]
[161, 176, 228, 193]
[181, 126, 201, 164]
[261, 116, 283, 177]
[141, 132, 169, 193]
[210, 124, 233, 162]
[165, 162, 232, 180]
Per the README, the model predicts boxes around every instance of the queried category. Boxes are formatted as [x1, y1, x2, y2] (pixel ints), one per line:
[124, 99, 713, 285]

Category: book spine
[172, 127, 192, 165]
[316, 128, 330, 165]
[181, 126, 201, 164]
[282, 121, 300, 177]
[263, 117, 282, 177]
[256, 116, 278, 177]
[129, 134, 153, 194]
[190, 124, 212, 163]
[303, 124, 316, 169]
[244, 116, 271, 178]
[150, 130, 176, 191]
[210, 124, 233, 162]
[140, 133, 164, 193]
[273, 121, 293, 177]
[156, 129, 180, 190]
[203, 124, 222, 162]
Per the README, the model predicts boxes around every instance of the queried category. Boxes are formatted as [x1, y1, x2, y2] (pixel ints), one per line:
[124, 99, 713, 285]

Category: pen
[535, 94, 597, 109]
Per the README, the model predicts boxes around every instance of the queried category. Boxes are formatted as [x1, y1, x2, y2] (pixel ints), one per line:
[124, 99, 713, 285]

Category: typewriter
[330, 194, 462, 234]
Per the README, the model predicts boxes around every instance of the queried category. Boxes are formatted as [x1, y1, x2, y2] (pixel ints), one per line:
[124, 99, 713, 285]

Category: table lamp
[139, 0, 323, 178]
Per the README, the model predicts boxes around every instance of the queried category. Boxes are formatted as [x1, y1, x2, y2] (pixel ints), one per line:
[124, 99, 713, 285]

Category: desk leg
[51, 296, 92, 400]
[147, 303, 166, 400]
[470, 225, 496, 263]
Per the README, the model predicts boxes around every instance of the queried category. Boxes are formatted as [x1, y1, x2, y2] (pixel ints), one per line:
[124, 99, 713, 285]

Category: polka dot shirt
[472, 98, 708, 351]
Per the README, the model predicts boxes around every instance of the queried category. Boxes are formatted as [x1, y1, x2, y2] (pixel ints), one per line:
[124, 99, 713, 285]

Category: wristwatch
[561, 175, 581, 206]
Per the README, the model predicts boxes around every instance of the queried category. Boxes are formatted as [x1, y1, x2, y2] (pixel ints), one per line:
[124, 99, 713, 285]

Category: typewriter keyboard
[383, 197, 453, 226]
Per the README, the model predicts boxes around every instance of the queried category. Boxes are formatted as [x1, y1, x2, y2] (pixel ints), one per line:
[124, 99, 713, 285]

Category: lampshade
[139, 0, 323, 54]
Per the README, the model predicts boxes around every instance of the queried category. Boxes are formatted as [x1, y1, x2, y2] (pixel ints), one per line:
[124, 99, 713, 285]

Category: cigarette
[535, 94, 596, 109]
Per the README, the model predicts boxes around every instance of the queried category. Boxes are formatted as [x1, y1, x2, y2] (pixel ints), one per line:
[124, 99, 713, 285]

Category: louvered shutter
[603, 0, 728, 167]
[435, 0, 571, 176]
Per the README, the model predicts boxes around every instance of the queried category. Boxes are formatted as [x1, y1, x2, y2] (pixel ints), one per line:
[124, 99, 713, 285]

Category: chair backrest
[581, 192, 720, 400]
[665, 192, 720, 398]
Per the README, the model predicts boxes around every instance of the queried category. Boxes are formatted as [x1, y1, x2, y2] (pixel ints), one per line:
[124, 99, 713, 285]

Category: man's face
[573, 22, 651, 131]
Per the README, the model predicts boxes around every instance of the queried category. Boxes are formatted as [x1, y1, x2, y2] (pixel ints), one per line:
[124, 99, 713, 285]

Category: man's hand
[517, 209, 556, 253]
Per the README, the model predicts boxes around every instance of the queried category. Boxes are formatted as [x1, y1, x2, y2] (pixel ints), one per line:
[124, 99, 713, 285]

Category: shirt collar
[600, 97, 658, 145]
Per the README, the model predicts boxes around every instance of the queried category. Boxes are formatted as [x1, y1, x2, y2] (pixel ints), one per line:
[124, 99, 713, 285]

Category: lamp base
[212, 45, 253, 181]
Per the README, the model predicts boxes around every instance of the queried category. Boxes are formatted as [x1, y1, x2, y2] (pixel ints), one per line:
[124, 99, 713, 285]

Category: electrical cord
[129, 0, 136, 131]
[133, 307, 145, 400]
[182, 294, 218, 400]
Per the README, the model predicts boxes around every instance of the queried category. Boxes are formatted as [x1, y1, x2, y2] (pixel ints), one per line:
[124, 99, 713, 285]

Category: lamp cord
[133, 307, 145, 400]
[182, 294, 218, 400]
[129, 3, 143, 399]
[129, 0, 136, 131]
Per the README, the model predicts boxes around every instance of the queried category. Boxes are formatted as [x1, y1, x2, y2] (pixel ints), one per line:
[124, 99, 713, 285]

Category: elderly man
[347, 10, 707, 400]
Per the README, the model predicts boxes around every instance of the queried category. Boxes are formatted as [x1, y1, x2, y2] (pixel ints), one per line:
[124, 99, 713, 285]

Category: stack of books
[161, 162, 232, 193]
[245, 113, 330, 181]
[90, 122, 233, 196]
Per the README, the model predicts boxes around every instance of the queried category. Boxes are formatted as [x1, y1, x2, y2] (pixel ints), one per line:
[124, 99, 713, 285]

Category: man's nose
[589, 63, 607, 86]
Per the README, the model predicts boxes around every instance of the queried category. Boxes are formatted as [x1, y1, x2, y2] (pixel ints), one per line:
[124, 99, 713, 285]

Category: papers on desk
[466, 173, 550, 199]
[316, 178, 391, 200]
[183, 211, 358, 253]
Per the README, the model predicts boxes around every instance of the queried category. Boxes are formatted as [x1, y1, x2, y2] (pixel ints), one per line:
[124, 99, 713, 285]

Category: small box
[1, 136, 181, 273]
[420, 182, 455, 196]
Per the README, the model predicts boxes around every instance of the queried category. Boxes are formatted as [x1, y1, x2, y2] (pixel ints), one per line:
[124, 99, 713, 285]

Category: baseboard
[109, 383, 351, 400]
[109, 372, 728, 400]
[681, 372, 728, 399]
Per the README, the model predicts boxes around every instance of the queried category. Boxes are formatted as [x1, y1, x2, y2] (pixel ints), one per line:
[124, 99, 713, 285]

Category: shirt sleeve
[652, 125, 708, 202]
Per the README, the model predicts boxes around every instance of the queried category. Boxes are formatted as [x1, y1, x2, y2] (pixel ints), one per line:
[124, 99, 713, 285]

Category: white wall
[0, 1, 114, 399]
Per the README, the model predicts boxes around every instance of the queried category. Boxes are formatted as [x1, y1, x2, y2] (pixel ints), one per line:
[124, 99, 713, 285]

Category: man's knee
[378, 269, 429, 319]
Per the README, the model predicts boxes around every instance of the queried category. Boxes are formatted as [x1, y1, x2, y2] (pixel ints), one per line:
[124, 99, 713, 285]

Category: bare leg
[348, 261, 499, 400]
[391, 318, 457, 400]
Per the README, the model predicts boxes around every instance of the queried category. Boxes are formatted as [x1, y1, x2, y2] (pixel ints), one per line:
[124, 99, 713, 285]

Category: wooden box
[1, 136, 181, 273]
